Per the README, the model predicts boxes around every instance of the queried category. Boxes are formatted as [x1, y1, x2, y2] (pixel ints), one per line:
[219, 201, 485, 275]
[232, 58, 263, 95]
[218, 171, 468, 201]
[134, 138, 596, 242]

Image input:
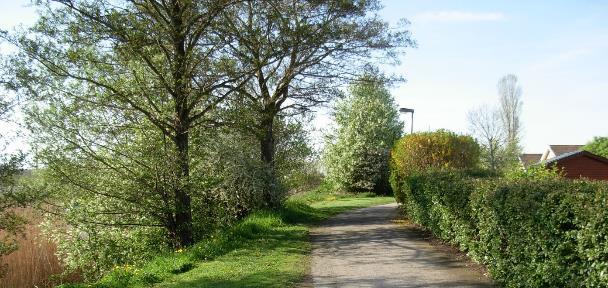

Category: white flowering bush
[324, 72, 402, 194]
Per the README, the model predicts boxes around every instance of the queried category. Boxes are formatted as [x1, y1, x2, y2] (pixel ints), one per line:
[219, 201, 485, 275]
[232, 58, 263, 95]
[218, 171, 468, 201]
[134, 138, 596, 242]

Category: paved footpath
[311, 203, 494, 288]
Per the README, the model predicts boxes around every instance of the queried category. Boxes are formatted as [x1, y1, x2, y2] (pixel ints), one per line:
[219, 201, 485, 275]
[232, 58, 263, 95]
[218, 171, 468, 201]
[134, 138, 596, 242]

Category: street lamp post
[399, 107, 414, 134]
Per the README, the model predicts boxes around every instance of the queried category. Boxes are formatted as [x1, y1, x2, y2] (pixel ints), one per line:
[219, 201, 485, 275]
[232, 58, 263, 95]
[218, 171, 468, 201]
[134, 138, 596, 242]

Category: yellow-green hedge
[390, 129, 480, 178]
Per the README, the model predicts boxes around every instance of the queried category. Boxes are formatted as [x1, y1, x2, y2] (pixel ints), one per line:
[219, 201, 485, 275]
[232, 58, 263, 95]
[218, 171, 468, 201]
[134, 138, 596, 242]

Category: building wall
[553, 156, 608, 180]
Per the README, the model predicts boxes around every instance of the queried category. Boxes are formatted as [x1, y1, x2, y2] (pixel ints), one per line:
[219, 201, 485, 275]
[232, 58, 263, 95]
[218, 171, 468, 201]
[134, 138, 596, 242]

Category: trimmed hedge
[394, 170, 608, 287]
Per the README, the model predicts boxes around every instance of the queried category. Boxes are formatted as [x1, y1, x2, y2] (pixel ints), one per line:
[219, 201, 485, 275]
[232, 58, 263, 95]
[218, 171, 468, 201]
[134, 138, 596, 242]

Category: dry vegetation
[0, 208, 79, 288]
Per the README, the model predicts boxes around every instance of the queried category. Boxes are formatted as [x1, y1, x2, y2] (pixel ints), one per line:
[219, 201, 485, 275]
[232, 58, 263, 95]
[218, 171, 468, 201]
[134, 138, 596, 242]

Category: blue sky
[1, 1, 607, 153]
[379, 0, 608, 153]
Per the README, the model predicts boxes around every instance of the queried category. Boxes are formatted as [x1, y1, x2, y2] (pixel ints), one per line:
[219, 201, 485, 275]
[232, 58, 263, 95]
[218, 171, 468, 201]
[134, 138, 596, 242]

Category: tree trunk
[260, 112, 277, 206]
[169, 0, 193, 247]
[260, 115, 275, 168]
[173, 123, 193, 247]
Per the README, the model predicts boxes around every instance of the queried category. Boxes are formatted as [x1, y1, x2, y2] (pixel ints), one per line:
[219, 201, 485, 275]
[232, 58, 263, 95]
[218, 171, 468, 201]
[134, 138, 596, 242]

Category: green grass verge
[60, 191, 394, 288]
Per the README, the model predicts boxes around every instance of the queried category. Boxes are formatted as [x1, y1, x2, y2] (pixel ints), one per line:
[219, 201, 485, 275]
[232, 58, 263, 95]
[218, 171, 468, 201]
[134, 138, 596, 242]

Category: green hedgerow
[390, 168, 608, 287]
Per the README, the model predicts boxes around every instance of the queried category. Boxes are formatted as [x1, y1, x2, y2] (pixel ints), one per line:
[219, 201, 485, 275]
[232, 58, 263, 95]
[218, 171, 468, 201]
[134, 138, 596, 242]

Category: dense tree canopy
[218, 0, 414, 200]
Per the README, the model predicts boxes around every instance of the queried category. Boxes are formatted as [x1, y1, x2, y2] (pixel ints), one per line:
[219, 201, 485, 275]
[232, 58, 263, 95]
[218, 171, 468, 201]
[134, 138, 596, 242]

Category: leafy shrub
[398, 170, 478, 250]
[389, 129, 480, 202]
[40, 210, 166, 280]
[37, 127, 274, 281]
[192, 129, 273, 224]
[273, 116, 321, 193]
[390, 129, 480, 178]
[99, 266, 136, 287]
[392, 169, 608, 287]
[503, 164, 563, 180]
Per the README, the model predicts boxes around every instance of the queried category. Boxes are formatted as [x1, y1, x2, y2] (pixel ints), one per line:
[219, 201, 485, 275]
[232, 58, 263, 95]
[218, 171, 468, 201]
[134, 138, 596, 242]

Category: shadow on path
[311, 204, 494, 288]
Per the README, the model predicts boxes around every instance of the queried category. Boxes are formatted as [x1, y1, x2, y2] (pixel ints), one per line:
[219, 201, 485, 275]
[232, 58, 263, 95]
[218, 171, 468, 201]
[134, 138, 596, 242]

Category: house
[519, 144, 583, 169]
[545, 150, 608, 180]
[520, 145, 608, 180]
[540, 145, 583, 161]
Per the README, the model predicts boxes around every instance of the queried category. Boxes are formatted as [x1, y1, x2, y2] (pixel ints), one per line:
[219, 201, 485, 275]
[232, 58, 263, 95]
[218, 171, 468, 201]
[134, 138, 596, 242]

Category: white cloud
[524, 47, 596, 73]
[414, 11, 506, 23]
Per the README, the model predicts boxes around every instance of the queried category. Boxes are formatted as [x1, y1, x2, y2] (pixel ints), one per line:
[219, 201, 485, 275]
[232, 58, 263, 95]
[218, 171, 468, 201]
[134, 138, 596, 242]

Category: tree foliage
[324, 72, 402, 193]
[583, 136, 608, 158]
[218, 0, 414, 200]
[2, 0, 253, 250]
[0, 82, 32, 278]
[1, 1, 257, 276]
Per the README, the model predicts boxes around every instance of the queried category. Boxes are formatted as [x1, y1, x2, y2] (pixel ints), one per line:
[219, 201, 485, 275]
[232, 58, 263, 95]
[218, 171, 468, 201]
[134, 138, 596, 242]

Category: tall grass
[0, 208, 79, 288]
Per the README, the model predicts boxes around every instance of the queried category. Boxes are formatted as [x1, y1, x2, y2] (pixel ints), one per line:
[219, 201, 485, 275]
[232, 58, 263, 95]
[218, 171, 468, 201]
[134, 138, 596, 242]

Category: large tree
[2, 0, 249, 248]
[469, 74, 523, 171]
[218, 0, 414, 202]
[466, 74, 524, 172]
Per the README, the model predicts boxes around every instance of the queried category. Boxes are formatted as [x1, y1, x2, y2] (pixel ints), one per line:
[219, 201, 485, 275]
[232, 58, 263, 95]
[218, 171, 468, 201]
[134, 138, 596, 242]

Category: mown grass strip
[61, 193, 394, 288]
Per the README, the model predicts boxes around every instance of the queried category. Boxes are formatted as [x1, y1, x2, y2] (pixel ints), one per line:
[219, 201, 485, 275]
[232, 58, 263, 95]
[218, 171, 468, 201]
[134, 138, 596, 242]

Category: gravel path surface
[311, 203, 494, 287]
